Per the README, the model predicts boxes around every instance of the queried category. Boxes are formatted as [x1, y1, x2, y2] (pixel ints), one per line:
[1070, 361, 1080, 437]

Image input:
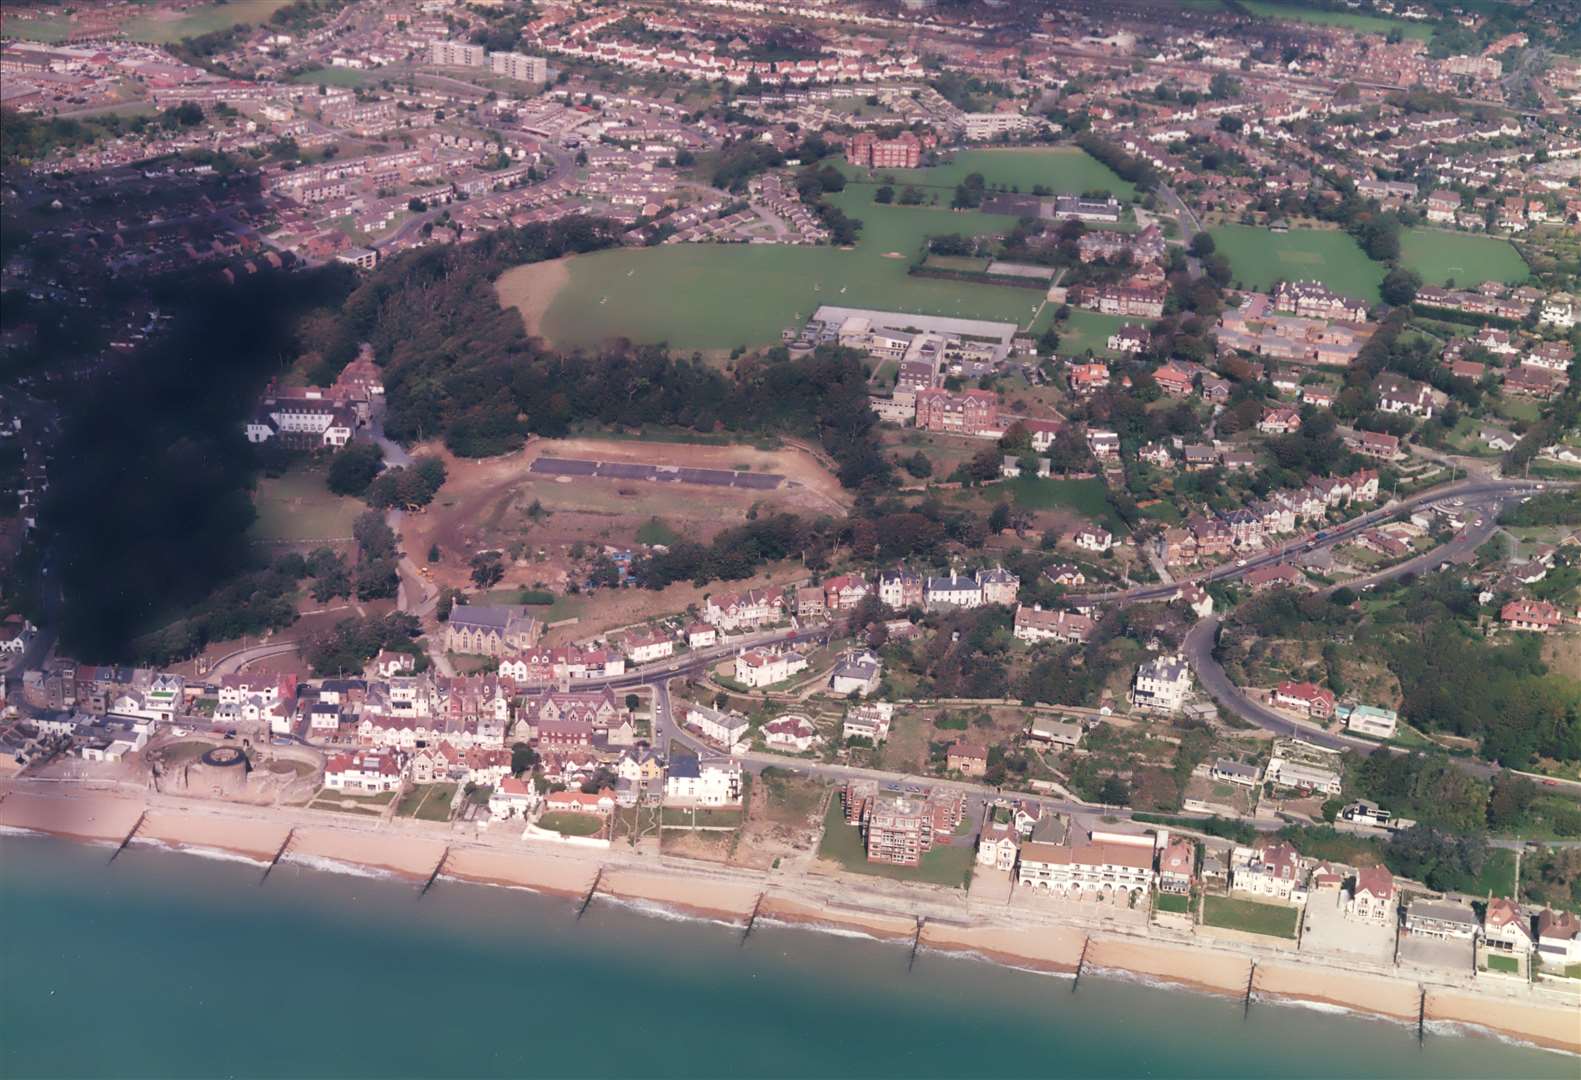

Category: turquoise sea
[0, 833, 1573, 1079]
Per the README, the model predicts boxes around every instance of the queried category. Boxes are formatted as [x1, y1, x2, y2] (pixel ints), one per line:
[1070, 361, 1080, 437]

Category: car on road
[1544, 779, 1559, 787]
[1236, 558, 1247, 567]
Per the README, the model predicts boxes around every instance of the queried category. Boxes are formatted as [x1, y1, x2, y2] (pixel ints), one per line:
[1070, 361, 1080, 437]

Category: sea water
[0, 834, 1572, 1079]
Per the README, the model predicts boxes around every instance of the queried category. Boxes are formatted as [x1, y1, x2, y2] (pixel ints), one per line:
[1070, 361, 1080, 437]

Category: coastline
[4, 785, 1577, 1057]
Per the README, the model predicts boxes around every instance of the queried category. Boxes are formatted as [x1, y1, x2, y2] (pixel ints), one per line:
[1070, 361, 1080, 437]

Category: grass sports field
[532, 187, 1041, 350]
[841, 146, 1138, 198]
[1399, 228, 1528, 287]
[519, 148, 1135, 352]
[124, 0, 295, 44]
[250, 467, 364, 543]
[1240, 0, 1434, 39]
[1209, 225, 1384, 303]
[4, 15, 73, 41]
[291, 67, 377, 88]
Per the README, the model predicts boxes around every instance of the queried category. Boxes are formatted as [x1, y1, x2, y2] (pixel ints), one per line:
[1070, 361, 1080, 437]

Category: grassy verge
[1202, 894, 1299, 938]
[537, 811, 606, 837]
[1155, 892, 1192, 914]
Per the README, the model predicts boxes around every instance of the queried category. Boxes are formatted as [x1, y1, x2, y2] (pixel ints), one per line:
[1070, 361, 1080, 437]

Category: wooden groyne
[1243, 962, 1257, 1019]
[908, 917, 926, 972]
[108, 811, 147, 864]
[1072, 936, 1091, 992]
[577, 867, 604, 920]
[740, 892, 765, 947]
[1417, 987, 1426, 1045]
[419, 847, 449, 898]
[259, 828, 295, 885]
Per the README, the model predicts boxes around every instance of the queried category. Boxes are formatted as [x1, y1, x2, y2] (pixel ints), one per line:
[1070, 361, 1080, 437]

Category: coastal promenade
[4, 779, 1577, 1055]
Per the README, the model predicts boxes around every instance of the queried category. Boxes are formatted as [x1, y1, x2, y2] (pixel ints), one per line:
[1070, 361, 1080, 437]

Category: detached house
[1232, 841, 1305, 903]
[1013, 604, 1095, 645]
[1483, 898, 1534, 956]
[1157, 838, 1195, 895]
[1273, 681, 1336, 719]
[1536, 909, 1581, 966]
[1345, 866, 1396, 926]
[1375, 374, 1435, 418]
[1501, 599, 1560, 632]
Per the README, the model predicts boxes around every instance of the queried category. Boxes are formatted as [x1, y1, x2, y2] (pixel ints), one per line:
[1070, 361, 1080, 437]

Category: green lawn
[1400, 229, 1528, 288]
[1042, 308, 1134, 358]
[1155, 892, 1193, 914]
[537, 811, 606, 837]
[816, 798, 975, 887]
[124, 0, 296, 44]
[636, 517, 681, 546]
[250, 466, 365, 543]
[1240, 0, 1434, 39]
[1002, 476, 1122, 530]
[846, 146, 1137, 198]
[529, 173, 1086, 351]
[1486, 953, 1520, 974]
[404, 783, 457, 822]
[291, 67, 378, 88]
[1202, 895, 1300, 938]
[4, 15, 73, 41]
[1210, 225, 1384, 303]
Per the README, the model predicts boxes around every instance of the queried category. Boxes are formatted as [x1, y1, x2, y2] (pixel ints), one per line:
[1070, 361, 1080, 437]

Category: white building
[842, 702, 894, 743]
[1266, 754, 1343, 795]
[323, 749, 401, 794]
[1539, 293, 1575, 329]
[1340, 704, 1399, 739]
[621, 627, 675, 665]
[1132, 654, 1191, 713]
[489, 52, 549, 82]
[429, 40, 486, 67]
[829, 649, 882, 696]
[1231, 841, 1306, 903]
[686, 704, 750, 748]
[664, 755, 742, 806]
[488, 775, 538, 821]
[735, 649, 808, 689]
[762, 714, 819, 752]
[1016, 839, 1154, 900]
[1013, 604, 1094, 645]
[924, 574, 982, 611]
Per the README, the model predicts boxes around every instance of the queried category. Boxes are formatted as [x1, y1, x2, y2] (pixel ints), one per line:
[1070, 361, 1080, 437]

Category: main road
[1066, 477, 1556, 607]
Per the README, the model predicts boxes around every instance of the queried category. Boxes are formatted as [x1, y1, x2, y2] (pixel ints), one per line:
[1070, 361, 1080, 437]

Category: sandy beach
[5, 783, 1578, 1057]
[0, 791, 144, 843]
[443, 846, 595, 898]
[601, 866, 760, 923]
[759, 895, 919, 942]
[1426, 990, 1581, 1055]
[1255, 961, 1421, 1020]
[138, 810, 288, 861]
[923, 922, 1086, 973]
[1087, 936, 1252, 997]
[287, 827, 446, 880]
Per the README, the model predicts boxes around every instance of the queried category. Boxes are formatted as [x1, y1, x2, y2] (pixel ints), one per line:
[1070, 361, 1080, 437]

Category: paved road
[1184, 520, 1581, 806]
[207, 640, 302, 677]
[1067, 478, 1560, 607]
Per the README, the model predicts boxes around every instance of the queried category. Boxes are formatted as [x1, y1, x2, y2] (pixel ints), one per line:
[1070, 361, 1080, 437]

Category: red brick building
[914, 387, 999, 436]
[847, 130, 922, 169]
